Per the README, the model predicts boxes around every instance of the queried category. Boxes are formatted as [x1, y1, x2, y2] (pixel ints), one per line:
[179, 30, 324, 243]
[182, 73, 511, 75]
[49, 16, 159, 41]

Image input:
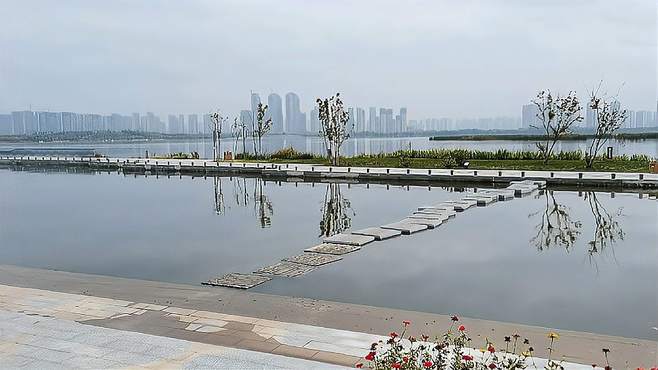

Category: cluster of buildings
[1, 99, 656, 136]
[521, 102, 658, 129]
[243, 92, 408, 135]
[0, 111, 210, 136]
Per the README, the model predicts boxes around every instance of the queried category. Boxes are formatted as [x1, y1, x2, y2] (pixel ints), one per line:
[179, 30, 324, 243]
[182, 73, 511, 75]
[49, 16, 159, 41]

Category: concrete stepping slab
[462, 196, 497, 206]
[254, 262, 316, 277]
[436, 200, 476, 212]
[283, 253, 342, 266]
[481, 189, 515, 201]
[305, 243, 361, 255]
[351, 227, 401, 240]
[402, 218, 442, 229]
[322, 233, 375, 246]
[506, 185, 536, 196]
[381, 222, 428, 234]
[413, 209, 456, 218]
[417, 205, 453, 211]
[203, 273, 271, 289]
[409, 213, 449, 221]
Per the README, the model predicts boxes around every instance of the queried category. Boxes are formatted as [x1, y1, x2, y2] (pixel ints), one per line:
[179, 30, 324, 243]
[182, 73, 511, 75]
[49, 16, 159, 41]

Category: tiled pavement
[0, 284, 376, 369]
[0, 283, 651, 369]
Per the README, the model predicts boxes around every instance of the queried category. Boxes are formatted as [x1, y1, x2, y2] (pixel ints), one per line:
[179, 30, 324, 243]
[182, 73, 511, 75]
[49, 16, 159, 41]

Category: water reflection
[319, 183, 354, 237]
[213, 177, 273, 228]
[530, 190, 582, 252]
[531, 190, 626, 265]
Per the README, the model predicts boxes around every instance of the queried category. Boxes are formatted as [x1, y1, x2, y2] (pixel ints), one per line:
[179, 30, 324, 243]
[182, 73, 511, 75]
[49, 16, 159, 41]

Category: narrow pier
[1, 155, 657, 189]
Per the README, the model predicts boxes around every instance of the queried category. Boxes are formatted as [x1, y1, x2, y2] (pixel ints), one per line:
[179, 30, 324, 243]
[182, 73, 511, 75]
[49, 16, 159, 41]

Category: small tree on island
[252, 103, 272, 158]
[585, 86, 628, 168]
[531, 90, 583, 164]
[209, 110, 228, 161]
[317, 93, 352, 166]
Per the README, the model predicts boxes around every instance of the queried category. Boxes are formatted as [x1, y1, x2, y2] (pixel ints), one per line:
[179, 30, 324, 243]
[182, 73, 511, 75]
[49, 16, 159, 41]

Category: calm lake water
[2, 135, 657, 158]
[0, 167, 656, 340]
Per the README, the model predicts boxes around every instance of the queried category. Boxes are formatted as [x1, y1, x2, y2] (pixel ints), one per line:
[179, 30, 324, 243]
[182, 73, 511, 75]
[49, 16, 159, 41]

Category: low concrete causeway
[2, 155, 658, 188]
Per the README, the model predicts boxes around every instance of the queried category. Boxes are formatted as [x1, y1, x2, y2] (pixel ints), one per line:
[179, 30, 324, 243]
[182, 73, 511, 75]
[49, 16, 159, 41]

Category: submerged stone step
[283, 253, 342, 266]
[351, 227, 402, 240]
[255, 261, 316, 277]
[203, 273, 271, 289]
[305, 243, 361, 255]
[323, 233, 375, 246]
[462, 195, 497, 206]
[381, 222, 428, 234]
[409, 212, 450, 221]
[481, 189, 516, 201]
[437, 200, 476, 212]
[402, 217, 442, 229]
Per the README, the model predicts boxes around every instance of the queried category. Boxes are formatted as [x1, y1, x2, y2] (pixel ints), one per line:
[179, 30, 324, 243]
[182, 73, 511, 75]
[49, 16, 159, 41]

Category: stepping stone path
[382, 222, 428, 234]
[305, 243, 361, 255]
[203, 273, 271, 289]
[323, 233, 375, 246]
[402, 217, 442, 229]
[206, 179, 545, 289]
[283, 253, 342, 266]
[255, 261, 316, 277]
[351, 227, 402, 240]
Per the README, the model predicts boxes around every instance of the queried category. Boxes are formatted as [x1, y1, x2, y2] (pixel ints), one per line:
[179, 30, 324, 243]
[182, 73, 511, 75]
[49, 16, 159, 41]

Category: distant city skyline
[1, 1, 655, 119]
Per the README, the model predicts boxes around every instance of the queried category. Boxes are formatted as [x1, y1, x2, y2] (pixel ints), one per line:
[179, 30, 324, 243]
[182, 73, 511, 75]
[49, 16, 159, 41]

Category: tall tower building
[521, 104, 539, 129]
[251, 92, 261, 122]
[399, 107, 407, 132]
[267, 93, 284, 134]
[355, 108, 366, 133]
[368, 107, 378, 133]
[285, 92, 301, 134]
[309, 107, 320, 134]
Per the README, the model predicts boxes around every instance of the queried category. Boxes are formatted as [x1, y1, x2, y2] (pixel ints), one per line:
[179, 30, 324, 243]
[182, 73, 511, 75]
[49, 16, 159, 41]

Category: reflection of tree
[319, 183, 354, 237]
[213, 177, 225, 215]
[233, 177, 250, 207]
[584, 192, 624, 258]
[530, 190, 582, 252]
[253, 179, 273, 228]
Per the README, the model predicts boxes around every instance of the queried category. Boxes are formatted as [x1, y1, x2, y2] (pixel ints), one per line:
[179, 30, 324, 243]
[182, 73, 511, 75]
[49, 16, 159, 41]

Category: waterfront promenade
[2, 155, 658, 189]
[0, 265, 655, 369]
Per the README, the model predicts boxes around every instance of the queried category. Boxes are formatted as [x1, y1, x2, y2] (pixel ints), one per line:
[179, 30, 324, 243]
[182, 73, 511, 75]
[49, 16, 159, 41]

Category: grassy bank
[234, 148, 653, 173]
[429, 132, 658, 141]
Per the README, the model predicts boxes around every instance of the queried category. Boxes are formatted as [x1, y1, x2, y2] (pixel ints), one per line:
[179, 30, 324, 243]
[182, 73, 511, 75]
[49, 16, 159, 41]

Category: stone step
[351, 227, 402, 241]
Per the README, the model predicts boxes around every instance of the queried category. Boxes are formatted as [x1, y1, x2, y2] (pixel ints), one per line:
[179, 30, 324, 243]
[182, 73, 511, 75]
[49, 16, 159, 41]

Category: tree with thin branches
[585, 85, 628, 168]
[316, 93, 352, 166]
[232, 116, 249, 156]
[251, 103, 272, 158]
[209, 110, 228, 161]
[531, 90, 583, 164]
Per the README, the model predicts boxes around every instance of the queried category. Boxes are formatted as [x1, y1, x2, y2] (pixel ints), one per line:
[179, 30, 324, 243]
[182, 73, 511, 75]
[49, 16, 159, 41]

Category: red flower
[458, 325, 466, 331]
[423, 360, 433, 368]
[421, 335, 430, 341]
[604, 366, 612, 370]
[488, 345, 495, 353]
[403, 320, 411, 326]
[462, 355, 474, 361]
[489, 364, 497, 369]
[392, 363, 401, 369]
[365, 352, 375, 361]
[356, 364, 363, 368]
[402, 356, 409, 363]
[636, 368, 645, 370]
[451, 315, 459, 322]
[389, 332, 398, 338]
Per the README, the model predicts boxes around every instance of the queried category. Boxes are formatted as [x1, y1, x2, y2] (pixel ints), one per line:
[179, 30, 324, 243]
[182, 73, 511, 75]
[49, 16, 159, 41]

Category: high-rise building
[251, 93, 261, 121]
[347, 108, 355, 131]
[398, 107, 407, 132]
[522, 104, 539, 129]
[585, 106, 597, 128]
[240, 110, 253, 128]
[368, 107, 378, 133]
[285, 92, 302, 134]
[267, 93, 284, 134]
[0, 114, 12, 135]
[188, 114, 199, 134]
[309, 107, 320, 134]
[203, 114, 212, 134]
[355, 108, 366, 133]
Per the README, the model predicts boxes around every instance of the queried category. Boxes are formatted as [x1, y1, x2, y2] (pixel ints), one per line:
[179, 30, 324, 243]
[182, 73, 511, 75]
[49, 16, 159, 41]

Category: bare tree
[253, 178, 273, 228]
[319, 183, 354, 237]
[584, 192, 624, 259]
[209, 110, 228, 161]
[531, 90, 583, 164]
[317, 93, 352, 166]
[585, 85, 628, 168]
[232, 116, 250, 157]
[530, 190, 582, 251]
[252, 103, 272, 158]
[212, 176, 225, 215]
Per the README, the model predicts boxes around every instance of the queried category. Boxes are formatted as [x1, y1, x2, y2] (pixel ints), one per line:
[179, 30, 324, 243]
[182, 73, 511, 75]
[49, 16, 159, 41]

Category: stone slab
[254, 262, 316, 278]
[351, 227, 401, 240]
[283, 253, 342, 266]
[409, 213, 449, 221]
[203, 273, 271, 289]
[304, 243, 361, 255]
[381, 222, 428, 234]
[402, 218, 442, 229]
[322, 233, 375, 246]
[462, 196, 496, 206]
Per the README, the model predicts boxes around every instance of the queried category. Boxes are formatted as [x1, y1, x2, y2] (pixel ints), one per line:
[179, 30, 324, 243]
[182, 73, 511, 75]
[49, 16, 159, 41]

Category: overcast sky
[1, 0, 656, 119]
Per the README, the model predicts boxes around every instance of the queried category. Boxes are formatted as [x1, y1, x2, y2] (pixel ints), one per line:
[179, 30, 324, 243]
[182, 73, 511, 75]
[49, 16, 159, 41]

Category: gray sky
[1, 0, 656, 119]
